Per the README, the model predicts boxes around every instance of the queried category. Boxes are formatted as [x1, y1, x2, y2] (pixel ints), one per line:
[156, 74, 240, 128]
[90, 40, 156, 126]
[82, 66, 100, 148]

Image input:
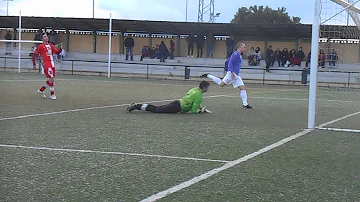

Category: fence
[1, 56, 359, 88]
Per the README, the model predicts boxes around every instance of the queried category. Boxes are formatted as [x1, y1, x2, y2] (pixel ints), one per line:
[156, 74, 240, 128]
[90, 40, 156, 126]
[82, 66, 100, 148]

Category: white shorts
[222, 71, 244, 88]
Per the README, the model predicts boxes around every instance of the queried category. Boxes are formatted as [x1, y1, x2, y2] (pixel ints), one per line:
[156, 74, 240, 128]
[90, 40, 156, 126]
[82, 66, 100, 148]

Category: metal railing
[1, 56, 359, 88]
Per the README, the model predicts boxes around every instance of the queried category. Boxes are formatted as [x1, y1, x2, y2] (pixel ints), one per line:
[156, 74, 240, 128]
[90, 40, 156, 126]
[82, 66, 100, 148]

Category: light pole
[212, 12, 220, 23]
[185, 0, 188, 21]
[92, 0, 95, 18]
[4, 0, 14, 16]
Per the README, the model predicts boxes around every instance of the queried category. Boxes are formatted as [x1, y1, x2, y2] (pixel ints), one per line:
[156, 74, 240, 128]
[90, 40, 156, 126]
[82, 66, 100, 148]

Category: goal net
[308, 0, 360, 129]
[319, 0, 360, 71]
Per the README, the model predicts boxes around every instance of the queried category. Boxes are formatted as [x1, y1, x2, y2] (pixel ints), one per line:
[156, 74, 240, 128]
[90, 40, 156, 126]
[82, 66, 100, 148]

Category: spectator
[265, 45, 273, 73]
[49, 29, 58, 45]
[248, 47, 255, 66]
[124, 35, 135, 61]
[206, 32, 215, 58]
[328, 49, 338, 67]
[306, 51, 311, 67]
[225, 36, 235, 58]
[254, 47, 261, 65]
[155, 45, 160, 59]
[288, 49, 297, 66]
[186, 33, 195, 57]
[296, 47, 306, 66]
[195, 33, 205, 58]
[34, 29, 42, 48]
[151, 47, 157, 59]
[159, 41, 169, 62]
[140, 45, 151, 61]
[272, 48, 281, 67]
[319, 49, 326, 68]
[281, 48, 289, 67]
[169, 40, 175, 59]
[4, 30, 12, 55]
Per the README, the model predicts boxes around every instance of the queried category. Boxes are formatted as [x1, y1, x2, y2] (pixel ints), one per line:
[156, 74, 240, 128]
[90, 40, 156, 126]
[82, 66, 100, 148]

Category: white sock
[207, 74, 222, 85]
[140, 104, 148, 111]
[240, 90, 248, 106]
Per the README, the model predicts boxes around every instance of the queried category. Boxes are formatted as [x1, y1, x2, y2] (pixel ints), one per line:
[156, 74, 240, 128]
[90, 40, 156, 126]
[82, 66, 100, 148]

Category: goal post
[308, 0, 360, 129]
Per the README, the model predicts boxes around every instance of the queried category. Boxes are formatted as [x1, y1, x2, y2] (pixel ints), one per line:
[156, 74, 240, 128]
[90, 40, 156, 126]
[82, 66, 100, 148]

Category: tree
[231, 5, 301, 24]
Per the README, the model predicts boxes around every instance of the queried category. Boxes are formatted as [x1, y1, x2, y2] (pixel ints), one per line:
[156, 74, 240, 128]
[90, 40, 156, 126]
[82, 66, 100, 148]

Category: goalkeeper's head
[199, 81, 210, 93]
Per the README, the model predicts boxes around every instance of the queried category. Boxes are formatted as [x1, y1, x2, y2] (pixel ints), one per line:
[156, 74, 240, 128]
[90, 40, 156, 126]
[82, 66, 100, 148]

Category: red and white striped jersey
[32, 43, 62, 67]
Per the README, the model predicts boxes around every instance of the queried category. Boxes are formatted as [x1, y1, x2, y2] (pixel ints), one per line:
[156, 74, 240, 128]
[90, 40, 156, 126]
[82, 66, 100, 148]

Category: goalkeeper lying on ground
[127, 81, 212, 114]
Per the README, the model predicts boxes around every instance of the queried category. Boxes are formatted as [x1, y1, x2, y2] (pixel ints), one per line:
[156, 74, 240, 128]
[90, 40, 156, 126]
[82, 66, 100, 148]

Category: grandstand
[0, 16, 359, 87]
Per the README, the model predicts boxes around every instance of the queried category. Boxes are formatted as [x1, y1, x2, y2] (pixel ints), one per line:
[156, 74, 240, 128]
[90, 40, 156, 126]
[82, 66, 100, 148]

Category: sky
[0, 0, 359, 24]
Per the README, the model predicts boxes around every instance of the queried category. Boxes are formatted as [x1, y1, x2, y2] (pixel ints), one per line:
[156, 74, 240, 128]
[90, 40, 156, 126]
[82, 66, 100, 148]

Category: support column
[120, 34, 125, 54]
[66, 29, 70, 52]
[295, 38, 300, 50]
[264, 39, 268, 51]
[93, 30, 97, 53]
[176, 34, 181, 57]
[149, 33, 153, 49]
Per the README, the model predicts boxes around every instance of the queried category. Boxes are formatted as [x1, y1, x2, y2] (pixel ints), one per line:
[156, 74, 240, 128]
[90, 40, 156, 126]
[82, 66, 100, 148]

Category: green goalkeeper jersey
[180, 87, 203, 114]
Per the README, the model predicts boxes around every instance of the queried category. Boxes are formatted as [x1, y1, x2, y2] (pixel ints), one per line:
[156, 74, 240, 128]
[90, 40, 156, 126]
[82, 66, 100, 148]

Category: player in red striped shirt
[32, 33, 62, 100]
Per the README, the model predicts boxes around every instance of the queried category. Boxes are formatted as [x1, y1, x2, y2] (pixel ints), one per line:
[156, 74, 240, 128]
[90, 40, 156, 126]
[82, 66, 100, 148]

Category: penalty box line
[0, 89, 291, 122]
[139, 110, 360, 202]
[0, 144, 230, 163]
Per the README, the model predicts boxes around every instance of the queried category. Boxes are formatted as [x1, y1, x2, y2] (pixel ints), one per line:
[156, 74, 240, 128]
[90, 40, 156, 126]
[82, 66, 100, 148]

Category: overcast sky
[0, 0, 359, 24]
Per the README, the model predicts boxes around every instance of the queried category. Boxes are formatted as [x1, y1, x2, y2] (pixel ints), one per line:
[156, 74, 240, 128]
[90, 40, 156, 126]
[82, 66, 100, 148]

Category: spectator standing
[265, 45, 273, 73]
[328, 49, 338, 67]
[206, 32, 215, 58]
[124, 35, 135, 61]
[169, 40, 175, 59]
[195, 33, 205, 58]
[296, 47, 306, 66]
[225, 36, 235, 58]
[4, 31, 12, 55]
[186, 33, 195, 57]
[159, 41, 169, 62]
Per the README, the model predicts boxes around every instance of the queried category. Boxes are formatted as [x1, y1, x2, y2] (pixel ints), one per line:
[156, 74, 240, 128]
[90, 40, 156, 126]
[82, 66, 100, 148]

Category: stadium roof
[0, 16, 359, 39]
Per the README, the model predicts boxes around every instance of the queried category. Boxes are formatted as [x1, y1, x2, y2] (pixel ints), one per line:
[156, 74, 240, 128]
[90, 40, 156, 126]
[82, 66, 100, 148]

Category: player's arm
[190, 94, 202, 114]
[32, 46, 40, 69]
[50, 43, 62, 54]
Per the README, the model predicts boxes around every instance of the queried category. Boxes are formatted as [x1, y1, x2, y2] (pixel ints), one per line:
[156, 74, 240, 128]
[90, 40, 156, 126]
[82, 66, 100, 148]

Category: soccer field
[1, 72, 359, 202]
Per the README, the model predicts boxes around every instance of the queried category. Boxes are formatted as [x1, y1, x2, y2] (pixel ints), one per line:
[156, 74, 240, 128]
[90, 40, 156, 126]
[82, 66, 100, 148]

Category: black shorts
[155, 100, 182, 113]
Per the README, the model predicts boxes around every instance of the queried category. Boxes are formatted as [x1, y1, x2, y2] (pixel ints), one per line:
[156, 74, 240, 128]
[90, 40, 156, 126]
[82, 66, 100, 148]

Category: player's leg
[127, 101, 181, 113]
[233, 76, 252, 108]
[201, 71, 235, 87]
[44, 67, 57, 100]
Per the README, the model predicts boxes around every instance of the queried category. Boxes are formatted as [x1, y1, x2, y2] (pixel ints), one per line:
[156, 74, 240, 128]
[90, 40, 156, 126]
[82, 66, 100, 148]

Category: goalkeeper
[127, 81, 212, 114]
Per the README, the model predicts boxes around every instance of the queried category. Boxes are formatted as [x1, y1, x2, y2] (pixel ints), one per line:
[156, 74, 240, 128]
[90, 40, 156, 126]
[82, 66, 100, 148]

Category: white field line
[0, 144, 230, 163]
[317, 127, 360, 133]
[318, 111, 360, 128]
[139, 110, 360, 202]
[224, 95, 359, 103]
[0, 79, 74, 82]
[0, 78, 308, 91]
[0, 94, 229, 121]
[0, 89, 295, 122]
